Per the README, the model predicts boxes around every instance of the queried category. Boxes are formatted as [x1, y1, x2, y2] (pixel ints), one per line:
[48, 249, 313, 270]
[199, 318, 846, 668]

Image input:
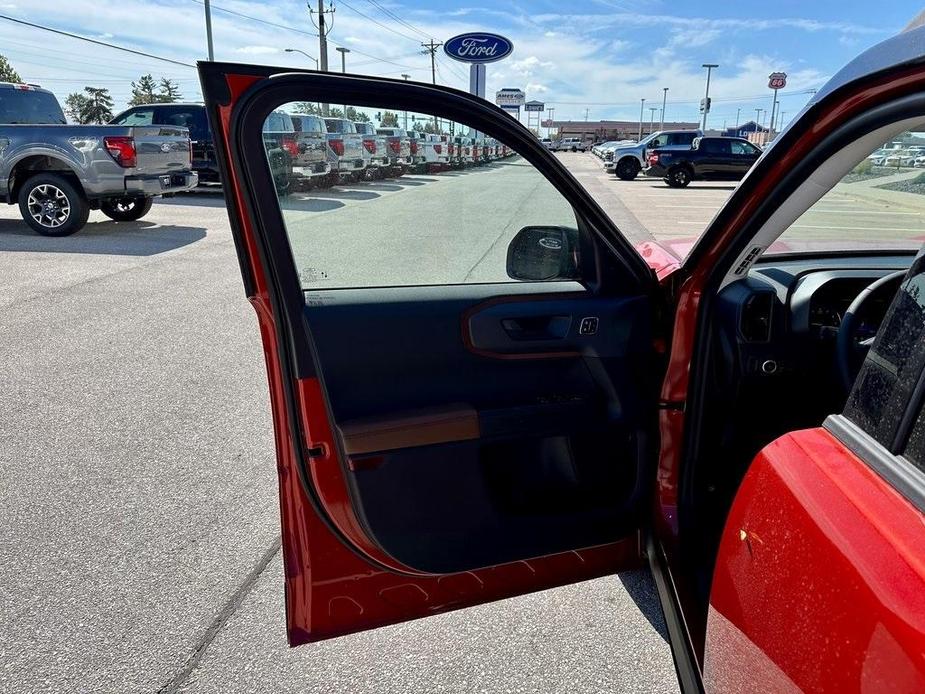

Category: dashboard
[712, 253, 914, 424]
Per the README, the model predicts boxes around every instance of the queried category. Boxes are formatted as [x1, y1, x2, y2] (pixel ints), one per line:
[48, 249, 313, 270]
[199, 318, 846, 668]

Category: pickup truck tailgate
[130, 126, 191, 174]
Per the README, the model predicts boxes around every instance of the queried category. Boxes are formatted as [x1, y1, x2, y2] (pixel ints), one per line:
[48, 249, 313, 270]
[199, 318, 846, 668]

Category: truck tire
[615, 158, 640, 180]
[100, 196, 153, 222]
[18, 173, 90, 237]
[666, 166, 693, 188]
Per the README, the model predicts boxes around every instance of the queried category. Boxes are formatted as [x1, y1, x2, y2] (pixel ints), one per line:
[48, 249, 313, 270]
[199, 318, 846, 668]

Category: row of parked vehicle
[867, 147, 925, 167]
[110, 102, 513, 195]
[261, 111, 514, 192]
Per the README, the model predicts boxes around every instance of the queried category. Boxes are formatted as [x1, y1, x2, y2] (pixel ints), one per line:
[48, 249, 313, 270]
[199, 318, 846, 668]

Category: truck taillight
[389, 140, 401, 154]
[434, 144, 442, 154]
[363, 138, 377, 154]
[103, 136, 136, 168]
[330, 139, 344, 156]
[448, 144, 455, 155]
[647, 152, 659, 166]
[410, 141, 418, 155]
[282, 135, 299, 158]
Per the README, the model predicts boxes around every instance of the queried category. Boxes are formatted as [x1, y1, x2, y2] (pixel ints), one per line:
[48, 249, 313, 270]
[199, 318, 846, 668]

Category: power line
[190, 0, 318, 40]
[336, 0, 421, 43]
[364, 0, 431, 40]
[0, 14, 195, 68]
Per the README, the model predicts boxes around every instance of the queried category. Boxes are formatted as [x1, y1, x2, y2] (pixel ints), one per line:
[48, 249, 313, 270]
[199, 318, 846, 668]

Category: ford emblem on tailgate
[444, 32, 514, 63]
[160, 142, 172, 153]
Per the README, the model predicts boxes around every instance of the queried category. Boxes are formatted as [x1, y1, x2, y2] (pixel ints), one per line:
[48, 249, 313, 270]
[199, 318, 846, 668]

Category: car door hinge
[658, 400, 685, 412]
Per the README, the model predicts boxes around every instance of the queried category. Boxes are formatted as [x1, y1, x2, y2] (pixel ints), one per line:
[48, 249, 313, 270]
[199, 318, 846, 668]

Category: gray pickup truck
[0, 82, 197, 236]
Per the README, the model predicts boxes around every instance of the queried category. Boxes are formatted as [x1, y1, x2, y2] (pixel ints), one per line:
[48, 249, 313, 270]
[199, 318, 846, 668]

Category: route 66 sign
[768, 72, 787, 89]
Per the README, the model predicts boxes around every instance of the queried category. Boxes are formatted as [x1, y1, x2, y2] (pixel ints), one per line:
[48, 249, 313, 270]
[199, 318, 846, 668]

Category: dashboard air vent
[740, 293, 773, 342]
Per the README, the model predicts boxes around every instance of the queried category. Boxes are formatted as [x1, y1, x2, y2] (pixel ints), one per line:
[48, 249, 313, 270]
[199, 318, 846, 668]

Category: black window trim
[824, 414, 925, 512]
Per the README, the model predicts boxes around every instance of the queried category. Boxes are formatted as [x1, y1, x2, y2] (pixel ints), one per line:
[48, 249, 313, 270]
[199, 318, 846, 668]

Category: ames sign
[444, 32, 514, 63]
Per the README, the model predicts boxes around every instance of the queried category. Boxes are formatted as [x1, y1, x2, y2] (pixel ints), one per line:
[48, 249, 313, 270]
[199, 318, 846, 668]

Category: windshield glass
[0, 88, 65, 124]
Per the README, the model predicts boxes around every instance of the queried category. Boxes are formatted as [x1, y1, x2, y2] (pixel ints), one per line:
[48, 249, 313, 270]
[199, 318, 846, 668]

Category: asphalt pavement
[0, 156, 679, 694]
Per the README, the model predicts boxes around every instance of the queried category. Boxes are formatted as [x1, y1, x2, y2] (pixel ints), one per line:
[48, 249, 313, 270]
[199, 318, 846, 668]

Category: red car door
[200, 64, 663, 645]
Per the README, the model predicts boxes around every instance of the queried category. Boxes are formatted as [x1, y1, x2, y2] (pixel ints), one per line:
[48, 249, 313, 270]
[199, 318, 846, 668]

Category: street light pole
[638, 98, 645, 140]
[203, 0, 214, 61]
[649, 106, 657, 134]
[755, 108, 763, 144]
[700, 63, 718, 130]
[336, 47, 350, 115]
[735, 107, 741, 133]
[284, 48, 319, 69]
[402, 73, 410, 130]
[659, 87, 668, 131]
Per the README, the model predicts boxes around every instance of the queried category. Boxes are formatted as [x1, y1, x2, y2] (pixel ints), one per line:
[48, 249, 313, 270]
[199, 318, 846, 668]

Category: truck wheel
[615, 158, 640, 180]
[18, 174, 90, 237]
[100, 196, 153, 222]
[666, 166, 692, 188]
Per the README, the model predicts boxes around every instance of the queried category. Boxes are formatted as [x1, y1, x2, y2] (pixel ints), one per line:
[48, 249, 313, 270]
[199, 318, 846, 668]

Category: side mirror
[506, 225, 581, 281]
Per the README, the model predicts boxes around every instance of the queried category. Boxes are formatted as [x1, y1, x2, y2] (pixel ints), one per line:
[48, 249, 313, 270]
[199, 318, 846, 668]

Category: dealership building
[553, 119, 701, 141]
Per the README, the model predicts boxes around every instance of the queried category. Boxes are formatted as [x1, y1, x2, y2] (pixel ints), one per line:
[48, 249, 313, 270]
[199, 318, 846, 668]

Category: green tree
[0, 54, 21, 83]
[328, 107, 344, 118]
[344, 106, 370, 123]
[380, 110, 399, 127]
[412, 121, 424, 133]
[293, 102, 321, 115]
[64, 86, 114, 123]
[157, 77, 182, 103]
[129, 74, 159, 105]
[423, 121, 437, 134]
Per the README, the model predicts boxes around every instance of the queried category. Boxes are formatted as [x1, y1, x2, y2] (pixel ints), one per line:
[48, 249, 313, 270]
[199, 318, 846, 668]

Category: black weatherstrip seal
[647, 534, 706, 694]
[824, 415, 925, 512]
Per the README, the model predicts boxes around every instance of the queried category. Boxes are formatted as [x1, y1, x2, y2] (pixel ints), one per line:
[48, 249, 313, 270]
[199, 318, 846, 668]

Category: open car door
[199, 62, 663, 644]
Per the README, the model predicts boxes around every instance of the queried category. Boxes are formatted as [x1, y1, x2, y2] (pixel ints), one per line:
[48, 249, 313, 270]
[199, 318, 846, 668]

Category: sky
[0, 0, 920, 128]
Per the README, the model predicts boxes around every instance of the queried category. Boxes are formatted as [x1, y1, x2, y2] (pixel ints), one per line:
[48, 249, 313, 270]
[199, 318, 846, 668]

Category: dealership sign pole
[443, 32, 514, 100]
[767, 72, 787, 141]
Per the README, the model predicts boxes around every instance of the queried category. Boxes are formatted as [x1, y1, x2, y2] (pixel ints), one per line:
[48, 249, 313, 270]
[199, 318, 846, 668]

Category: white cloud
[235, 45, 279, 55]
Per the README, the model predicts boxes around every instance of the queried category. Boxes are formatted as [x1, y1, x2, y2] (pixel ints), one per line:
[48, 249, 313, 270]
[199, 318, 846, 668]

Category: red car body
[201, 24, 925, 691]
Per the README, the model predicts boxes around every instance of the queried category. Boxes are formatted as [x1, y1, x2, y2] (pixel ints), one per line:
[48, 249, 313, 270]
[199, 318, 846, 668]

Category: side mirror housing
[506, 225, 581, 281]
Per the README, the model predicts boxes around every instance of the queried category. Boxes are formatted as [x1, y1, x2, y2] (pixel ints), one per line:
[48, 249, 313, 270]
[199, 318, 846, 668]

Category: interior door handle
[500, 315, 571, 341]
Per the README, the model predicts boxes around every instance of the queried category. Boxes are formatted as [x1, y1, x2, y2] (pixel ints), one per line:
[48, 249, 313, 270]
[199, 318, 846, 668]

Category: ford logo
[160, 142, 172, 153]
[444, 32, 514, 64]
[538, 237, 562, 250]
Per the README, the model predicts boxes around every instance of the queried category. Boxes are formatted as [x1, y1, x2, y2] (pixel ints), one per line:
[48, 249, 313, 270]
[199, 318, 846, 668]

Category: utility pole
[549, 107, 556, 138]
[336, 47, 350, 115]
[309, 0, 335, 115]
[778, 111, 786, 131]
[421, 39, 442, 131]
[700, 63, 718, 130]
[203, 0, 214, 60]
[659, 87, 668, 131]
[584, 107, 589, 122]
[638, 98, 645, 140]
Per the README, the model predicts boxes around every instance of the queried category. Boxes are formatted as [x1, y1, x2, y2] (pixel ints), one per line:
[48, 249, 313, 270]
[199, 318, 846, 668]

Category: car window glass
[845, 251, 925, 446]
[262, 102, 580, 290]
[111, 108, 154, 127]
[731, 141, 755, 155]
[700, 139, 728, 154]
[650, 135, 668, 148]
[156, 108, 209, 141]
[0, 89, 66, 124]
[771, 129, 925, 256]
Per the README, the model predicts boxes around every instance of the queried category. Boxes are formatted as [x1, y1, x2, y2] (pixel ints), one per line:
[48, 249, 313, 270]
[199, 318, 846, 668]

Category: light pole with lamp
[335, 47, 350, 116]
[638, 98, 646, 140]
[284, 48, 319, 69]
[649, 106, 657, 134]
[659, 87, 668, 131]
[401, 74, 410, 130]
[700, 63, 718, 130]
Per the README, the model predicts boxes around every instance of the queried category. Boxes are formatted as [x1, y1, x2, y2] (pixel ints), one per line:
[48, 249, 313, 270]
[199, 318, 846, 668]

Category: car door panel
[303, 287, 654, 574]
[705, 425, 925, 692]
[202, 63, 660, 644]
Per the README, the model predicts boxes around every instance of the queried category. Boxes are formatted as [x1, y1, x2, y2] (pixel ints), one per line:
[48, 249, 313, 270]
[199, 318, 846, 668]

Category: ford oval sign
[444, 32, 513, 64]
